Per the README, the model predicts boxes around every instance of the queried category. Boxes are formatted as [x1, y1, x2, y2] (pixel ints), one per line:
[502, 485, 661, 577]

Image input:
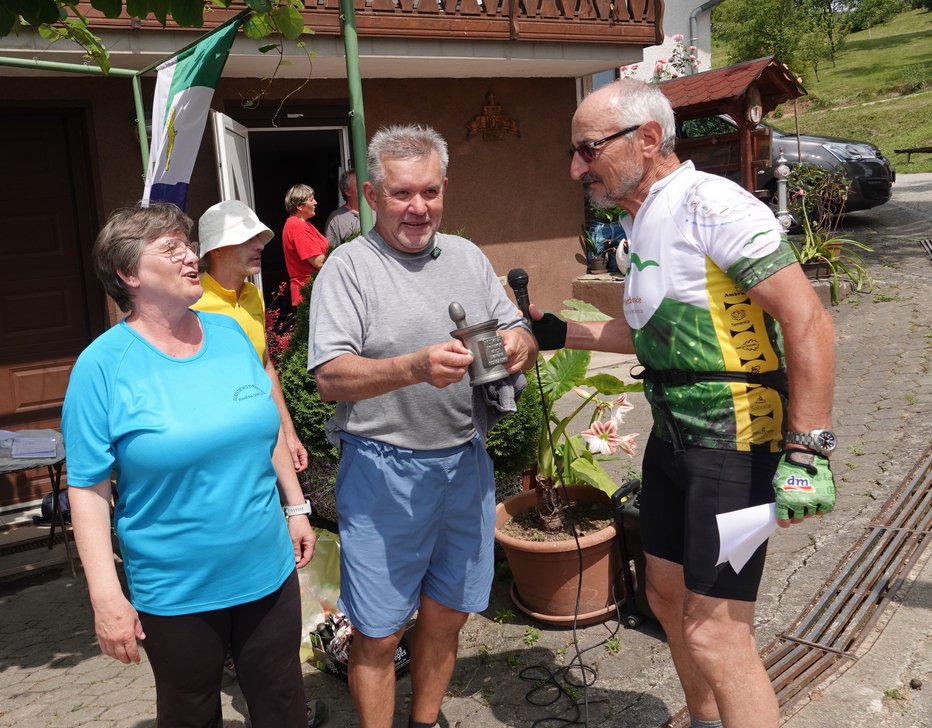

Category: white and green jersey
[621, 162, 797, 452]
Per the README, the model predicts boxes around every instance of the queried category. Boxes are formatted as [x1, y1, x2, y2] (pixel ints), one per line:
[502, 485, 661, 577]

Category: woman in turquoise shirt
[63, 202, 316, 728]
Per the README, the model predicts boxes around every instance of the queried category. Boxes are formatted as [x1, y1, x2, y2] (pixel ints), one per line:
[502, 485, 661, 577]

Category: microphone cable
[514, 358, 627, 728]
[504, 267, 627, 727]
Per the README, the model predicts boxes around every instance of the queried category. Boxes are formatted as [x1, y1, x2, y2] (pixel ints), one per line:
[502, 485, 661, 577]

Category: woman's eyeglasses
[143, 239, 199, 263]
[568, 124, 641, 163]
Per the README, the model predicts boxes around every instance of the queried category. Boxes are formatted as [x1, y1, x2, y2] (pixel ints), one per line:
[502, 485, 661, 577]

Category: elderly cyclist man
[530, 79, 837, 728]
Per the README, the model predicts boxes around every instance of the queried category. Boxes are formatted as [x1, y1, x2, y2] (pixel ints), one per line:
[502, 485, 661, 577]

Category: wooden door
[0, 108, 104, 511]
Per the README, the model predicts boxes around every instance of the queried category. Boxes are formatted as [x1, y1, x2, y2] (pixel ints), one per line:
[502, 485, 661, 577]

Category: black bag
[33, 490, 70, 525]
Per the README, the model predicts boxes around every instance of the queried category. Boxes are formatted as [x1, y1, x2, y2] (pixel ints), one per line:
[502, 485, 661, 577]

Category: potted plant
[789, 186, 874, 305]
[586, 206, 629, 275]
[579, 227, 611, 274]
[494, 301, 643, 625]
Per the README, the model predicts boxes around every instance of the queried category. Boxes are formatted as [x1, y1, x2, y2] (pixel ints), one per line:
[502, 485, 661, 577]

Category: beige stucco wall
[3, 74, 588, 313]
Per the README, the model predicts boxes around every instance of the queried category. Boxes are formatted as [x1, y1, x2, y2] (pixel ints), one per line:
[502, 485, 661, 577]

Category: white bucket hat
[198, 200, 274, 257]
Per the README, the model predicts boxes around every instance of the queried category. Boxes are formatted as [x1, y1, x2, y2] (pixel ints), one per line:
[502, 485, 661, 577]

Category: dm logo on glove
[780, 475, 815, 492]
[773, 450, 836, 522]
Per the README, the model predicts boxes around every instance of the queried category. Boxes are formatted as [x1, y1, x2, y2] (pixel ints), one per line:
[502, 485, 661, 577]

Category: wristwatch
[785, 429, 837, 456]
[283, 500, 312, 519]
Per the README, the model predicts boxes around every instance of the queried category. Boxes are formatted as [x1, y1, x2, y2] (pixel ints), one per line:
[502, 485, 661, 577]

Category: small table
[0, 429, 77, 578]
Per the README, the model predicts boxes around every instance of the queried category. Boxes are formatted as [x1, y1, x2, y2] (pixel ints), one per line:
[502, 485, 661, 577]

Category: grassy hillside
[718, 8, 932, 172]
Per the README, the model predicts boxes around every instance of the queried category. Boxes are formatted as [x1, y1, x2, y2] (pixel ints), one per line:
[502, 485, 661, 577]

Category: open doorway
[246, 127, 349, 315]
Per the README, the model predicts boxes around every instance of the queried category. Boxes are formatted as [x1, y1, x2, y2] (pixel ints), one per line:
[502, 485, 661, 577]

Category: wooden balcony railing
[82, 0, 664, 47]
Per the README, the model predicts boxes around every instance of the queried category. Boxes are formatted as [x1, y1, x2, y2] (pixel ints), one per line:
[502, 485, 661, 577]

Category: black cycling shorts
[639, 433, 781, 601]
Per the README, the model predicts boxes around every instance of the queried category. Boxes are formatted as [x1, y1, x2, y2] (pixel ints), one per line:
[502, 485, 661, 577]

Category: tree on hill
[803, 0, 851, 67]
[713, 0, 809, 72]
[712, 0, 914, 79]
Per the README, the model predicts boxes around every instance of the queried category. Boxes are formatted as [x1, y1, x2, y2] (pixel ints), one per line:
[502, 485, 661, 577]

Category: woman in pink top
[281, 184, 330, 306]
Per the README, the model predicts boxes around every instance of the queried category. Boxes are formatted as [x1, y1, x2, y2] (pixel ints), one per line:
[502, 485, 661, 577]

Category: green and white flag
[142, 17, 242, 210]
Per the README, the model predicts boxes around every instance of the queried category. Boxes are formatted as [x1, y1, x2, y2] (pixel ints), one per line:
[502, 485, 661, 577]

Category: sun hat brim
[198, 200, 274, 257]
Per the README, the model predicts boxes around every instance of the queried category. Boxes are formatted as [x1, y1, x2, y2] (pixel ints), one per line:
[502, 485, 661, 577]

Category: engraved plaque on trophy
[448, 302, 509, 386]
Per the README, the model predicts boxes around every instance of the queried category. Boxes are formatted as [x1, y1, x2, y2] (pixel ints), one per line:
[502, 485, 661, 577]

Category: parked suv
[676, 115, 896, 212]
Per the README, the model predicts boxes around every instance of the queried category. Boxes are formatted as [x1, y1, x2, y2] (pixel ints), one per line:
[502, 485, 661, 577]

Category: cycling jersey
[620, 162, 797, 451]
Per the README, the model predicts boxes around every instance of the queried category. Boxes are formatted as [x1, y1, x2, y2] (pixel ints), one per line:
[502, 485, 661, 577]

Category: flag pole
[132, 73, 149, 174]
[339, 0, 372, 233]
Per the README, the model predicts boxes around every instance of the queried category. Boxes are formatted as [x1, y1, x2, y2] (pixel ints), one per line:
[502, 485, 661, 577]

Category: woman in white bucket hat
[193, 199, 309, 473]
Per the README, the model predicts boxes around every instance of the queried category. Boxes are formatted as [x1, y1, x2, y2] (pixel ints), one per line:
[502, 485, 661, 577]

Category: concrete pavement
[0, 174, 929, 727]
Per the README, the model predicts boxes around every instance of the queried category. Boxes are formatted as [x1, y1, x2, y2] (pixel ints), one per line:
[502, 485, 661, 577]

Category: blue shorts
[335, 433, 496, 638]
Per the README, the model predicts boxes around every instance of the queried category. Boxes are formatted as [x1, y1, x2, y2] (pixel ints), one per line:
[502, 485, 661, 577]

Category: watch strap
[786, 431, 815, 447]
[283, 500, 312, 518]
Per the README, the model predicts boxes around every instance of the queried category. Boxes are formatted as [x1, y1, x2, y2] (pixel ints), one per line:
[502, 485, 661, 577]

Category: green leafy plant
[579, 227, 613, 270]
[532, 300, 642, 532]
[505, 654, 522, 669]
[790, 195, 874, 305]
[493, 608, 515, 625]
[523, 627, 540, 646]
[605, 637, 621, 654]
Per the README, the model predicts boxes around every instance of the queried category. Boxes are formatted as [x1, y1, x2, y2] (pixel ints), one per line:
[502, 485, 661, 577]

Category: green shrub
[486, 369, 544, 475]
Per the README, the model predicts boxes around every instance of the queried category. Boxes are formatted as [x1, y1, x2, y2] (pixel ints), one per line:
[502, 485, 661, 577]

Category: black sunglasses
[568, 124, 641, 162]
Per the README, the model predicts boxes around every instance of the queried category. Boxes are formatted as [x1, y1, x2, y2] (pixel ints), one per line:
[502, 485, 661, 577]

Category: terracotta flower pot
[494, 485, 626, 626]
[588, 257, 609, 274]
[801, 261, 831, 280]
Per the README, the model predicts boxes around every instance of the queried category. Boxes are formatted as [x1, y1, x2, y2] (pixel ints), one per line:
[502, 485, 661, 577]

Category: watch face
[816, 430, 837, 451]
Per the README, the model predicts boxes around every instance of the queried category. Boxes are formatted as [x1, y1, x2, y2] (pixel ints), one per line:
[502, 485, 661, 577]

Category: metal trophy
[448, 302, 509, 386]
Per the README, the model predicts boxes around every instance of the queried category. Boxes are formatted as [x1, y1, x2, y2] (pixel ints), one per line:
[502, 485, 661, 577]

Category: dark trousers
[138, 570, 306, 728]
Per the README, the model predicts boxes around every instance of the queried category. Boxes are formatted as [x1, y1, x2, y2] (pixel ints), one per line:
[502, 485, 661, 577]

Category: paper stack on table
[716, 502, 778, 574]
[11, 435, 57, 459]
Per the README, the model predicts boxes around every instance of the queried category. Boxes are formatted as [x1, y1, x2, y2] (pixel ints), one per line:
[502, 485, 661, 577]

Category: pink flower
[616, 433, 639, 457]
[689, 45, 697, 52]
[581, 420, 625, 456]
[612, 393, 635, 415]
[673, 33, 684, 41]
[631, 64, 638, 70]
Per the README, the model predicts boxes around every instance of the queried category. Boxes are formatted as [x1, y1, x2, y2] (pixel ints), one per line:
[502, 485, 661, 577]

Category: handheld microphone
[507, 268, 531, 319]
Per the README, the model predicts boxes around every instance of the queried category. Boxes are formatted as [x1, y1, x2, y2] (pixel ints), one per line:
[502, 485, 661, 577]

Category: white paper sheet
[716, 503, 778, 574]
[0, 430, 17, 442]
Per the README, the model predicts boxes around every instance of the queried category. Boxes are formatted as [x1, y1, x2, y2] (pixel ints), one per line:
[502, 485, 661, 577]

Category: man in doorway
[530, 80, 836, 728]
[194, 200, 309, 472]
[282, 184, 329, 308]
[324, 168, 368, 248]
[307, 124, 538, 728]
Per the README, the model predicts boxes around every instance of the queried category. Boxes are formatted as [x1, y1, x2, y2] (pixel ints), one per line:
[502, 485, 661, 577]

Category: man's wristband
[531, 313, 568, 351]
[283, 500, 312, 519]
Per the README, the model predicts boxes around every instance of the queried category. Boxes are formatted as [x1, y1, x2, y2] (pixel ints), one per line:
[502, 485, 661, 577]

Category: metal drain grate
[664, 445, 932, 727]
[0, 531, 67, 557]
[920, 239, 932, 260]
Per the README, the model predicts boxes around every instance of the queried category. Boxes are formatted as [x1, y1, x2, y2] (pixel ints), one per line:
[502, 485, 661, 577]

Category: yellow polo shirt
[192, 272, 266, 363]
